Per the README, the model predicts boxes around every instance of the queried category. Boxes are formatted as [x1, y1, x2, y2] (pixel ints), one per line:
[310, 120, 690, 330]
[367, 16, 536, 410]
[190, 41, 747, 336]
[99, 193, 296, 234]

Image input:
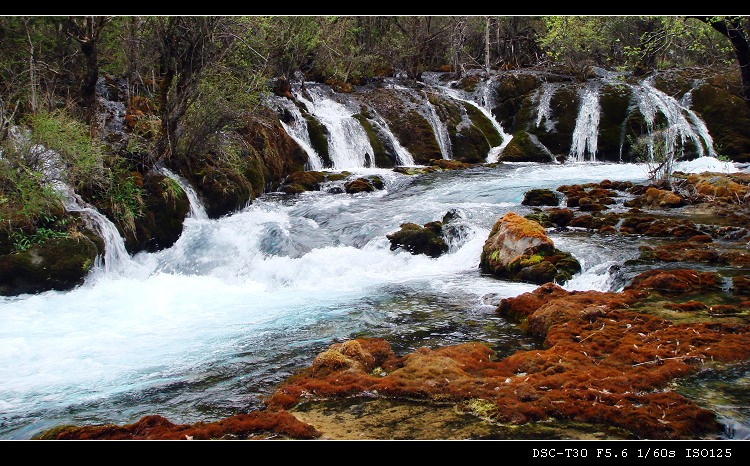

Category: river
[0, 158, 744, 439]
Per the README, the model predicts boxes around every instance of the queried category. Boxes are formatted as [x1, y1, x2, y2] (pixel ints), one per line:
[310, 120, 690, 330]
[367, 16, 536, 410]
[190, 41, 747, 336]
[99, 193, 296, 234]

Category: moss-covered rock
[499, 130, 553, 162]
[480, 212, 580, 285]
[450, 102, 500, 164]
[122, 171, 190, 253]
[344, 176, 385, 194]
[490, 73, 548, 132]
[676, 71, 750, 163]
[524, 85, 579, 160]
[522, 189, 560, 207]
[186, 109, 309, 218]
[387, 221, 449, 258]
[360, 89, 442, 165]
[352, 114, 394, 167]
[0, 235, 100, 295]
[279, 171, 351, 194]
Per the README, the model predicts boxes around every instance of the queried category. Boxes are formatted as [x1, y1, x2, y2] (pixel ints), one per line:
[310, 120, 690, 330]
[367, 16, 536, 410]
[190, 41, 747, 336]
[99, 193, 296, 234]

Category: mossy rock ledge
[0, 236, 100, 296]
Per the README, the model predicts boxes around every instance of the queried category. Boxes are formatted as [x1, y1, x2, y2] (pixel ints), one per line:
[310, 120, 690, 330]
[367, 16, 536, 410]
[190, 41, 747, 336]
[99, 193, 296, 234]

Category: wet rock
[525, 209, 572, 229]
[625, 187, 686, 209]
[35, 411, 320, 440]
[279, 171, 350, 194]
[625, 269, 723, 295]
[344, 176, 384, 194]
[429, 159, 475, 170]
[479, 212, 581, 285]
[0, 236, 100, 296]
[262, 277, 750, 439]
[522, 188, 560, 206]
[387, 220, 449, 258]
[124, 171, 191, 253]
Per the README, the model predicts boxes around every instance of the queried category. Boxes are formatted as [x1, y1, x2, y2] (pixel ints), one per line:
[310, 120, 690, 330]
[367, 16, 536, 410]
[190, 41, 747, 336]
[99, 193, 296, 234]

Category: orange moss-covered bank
[265, 269, 750, 440]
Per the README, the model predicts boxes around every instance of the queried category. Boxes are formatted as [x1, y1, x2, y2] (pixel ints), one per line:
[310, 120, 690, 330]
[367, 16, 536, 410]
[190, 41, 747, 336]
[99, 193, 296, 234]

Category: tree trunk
[23, 19, 37, 113]
[694, 16, 750, 108]
[485, 16, 491, 75]
[67, 16, 110, 128]
[126, 16, 141, 100]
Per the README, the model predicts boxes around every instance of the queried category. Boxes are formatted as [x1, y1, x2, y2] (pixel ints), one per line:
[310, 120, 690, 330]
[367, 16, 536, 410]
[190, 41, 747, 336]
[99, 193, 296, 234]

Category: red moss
[666, 301, 709, 312]
[261, 274, 750, 439]
[625, 269, 722, 294]
[44, 411, 320, 440]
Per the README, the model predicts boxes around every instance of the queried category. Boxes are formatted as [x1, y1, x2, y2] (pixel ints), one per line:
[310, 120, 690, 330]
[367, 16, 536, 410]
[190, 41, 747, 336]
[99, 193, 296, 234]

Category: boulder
[521, 188, 560, 206]
[0, 236, 100, 296]
[479, 212, 580, 284]
[387, 221, 448, 258]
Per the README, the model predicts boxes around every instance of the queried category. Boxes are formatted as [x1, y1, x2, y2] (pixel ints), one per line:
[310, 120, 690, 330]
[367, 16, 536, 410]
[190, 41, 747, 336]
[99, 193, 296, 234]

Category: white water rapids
[0, 158, 742, 439]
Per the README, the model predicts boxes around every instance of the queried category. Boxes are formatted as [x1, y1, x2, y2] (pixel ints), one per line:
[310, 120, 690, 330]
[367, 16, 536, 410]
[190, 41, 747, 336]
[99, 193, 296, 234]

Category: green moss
[32, 425, 79, 440]
[520, 254, 543, 267]
[353, 114, 392, 167]
[304, 114, 332, 168]
[460, 398, 498, 420]
[465, 103, 503, 148]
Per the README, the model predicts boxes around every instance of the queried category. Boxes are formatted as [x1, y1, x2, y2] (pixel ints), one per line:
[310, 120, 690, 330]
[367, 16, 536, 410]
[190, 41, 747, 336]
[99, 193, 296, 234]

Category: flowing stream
[0, 151, 745, 439]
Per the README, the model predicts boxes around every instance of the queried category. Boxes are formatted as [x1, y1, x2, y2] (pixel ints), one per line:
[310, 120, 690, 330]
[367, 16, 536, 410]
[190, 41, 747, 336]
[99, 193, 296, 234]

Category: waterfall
[569, 87, 601, 162]
[423, 94, 452, 159]
[53, 181, 134, 276]
[23, 138, 133, 276]
[440, 82, 512, 163]
[293, 85, 375, 170]
[535, 83, 556, 131]
[158, 166, 208, 220]
[369, 113, 416, 166]
[272, 97, 325, 171]
[630, 78, 716, 163]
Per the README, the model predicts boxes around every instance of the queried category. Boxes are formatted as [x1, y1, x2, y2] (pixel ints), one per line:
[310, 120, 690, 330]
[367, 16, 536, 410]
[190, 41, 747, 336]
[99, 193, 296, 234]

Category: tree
[148, 16, 237, 166]
[691, 16, 750, 108]
[66, 16, 111, 128]
[390, 16, 453, 79]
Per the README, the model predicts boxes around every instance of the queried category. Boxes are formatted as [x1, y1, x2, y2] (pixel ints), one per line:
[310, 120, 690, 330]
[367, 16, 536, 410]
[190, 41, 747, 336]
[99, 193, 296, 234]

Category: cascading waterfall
[569, 86, 602, 162]
[24, 137, 133, 276]
[423, 94, 452, 160]
[158, 166, 209, 220]
[535, 82, 556, 131]
[386, 77, 452, 160]
[271, 97, 325, 171]
[368, 113, 416, 166]
[631, 77, 716, 161]
[52, 181, 134, 276]
[477, 78, 513, 163]
[293, 85, 375, 169]
[440, 81, 512, 164]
